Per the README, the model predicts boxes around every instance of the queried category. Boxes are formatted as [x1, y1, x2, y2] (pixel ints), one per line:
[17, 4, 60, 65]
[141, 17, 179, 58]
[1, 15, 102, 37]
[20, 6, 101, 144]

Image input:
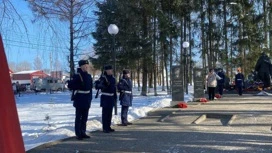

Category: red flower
[177, 102, 187, 108]
[215, 94, 222, 99]
[200, 98, 208, 103]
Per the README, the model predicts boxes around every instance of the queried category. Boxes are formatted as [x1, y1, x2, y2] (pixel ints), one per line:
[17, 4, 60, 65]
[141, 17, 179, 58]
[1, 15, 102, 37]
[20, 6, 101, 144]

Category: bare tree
[0, 0, 28, 33]
[33, 55, 43, 70]
[8, 61, 16, 71]
[27, 0, 97, 77]
[54, 58, 62, 71]
[16, 61, 32, 71]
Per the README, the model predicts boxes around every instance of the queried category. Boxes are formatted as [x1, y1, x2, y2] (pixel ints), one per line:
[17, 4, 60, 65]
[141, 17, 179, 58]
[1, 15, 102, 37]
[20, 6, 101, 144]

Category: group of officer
[68, 59, 133, 140]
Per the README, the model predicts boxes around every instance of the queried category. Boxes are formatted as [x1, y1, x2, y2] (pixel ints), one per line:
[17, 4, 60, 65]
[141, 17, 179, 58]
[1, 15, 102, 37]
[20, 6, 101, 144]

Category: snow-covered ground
[16, 86, 193, 151]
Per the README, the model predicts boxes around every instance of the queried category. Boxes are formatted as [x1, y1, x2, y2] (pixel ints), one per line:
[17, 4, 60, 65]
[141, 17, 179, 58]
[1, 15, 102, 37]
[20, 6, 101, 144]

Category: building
[12, 70, 48, 84]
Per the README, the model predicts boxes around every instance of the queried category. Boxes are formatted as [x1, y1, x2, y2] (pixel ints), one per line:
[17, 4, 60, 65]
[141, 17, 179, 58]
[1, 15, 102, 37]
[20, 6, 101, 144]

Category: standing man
[217, 68, 225, 96]
[68, 60, 93, 140]
[16, 81, 21, 97]
[96, 65, 117, 133]
[117, 69, 133, 126]
[235, 67, 245, 96]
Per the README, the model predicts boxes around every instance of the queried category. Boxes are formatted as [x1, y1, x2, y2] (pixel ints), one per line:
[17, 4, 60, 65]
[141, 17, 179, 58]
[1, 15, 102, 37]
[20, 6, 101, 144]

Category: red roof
[12, 70, 48, 81]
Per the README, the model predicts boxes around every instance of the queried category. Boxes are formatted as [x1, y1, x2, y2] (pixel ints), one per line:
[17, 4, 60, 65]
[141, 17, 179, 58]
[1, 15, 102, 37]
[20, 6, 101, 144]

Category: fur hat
[104, 65, 113, 70]
[123, 69, 130, 75]
[78, 60, 89, 66]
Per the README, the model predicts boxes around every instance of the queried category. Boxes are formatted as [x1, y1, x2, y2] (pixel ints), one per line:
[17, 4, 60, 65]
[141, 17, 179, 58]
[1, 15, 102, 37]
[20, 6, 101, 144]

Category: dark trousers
[102, 106, 113, 131]
[237, 87, 243, 95]
[259, 72, 271, 88]
[16, 89, 21, 97]
[218, 85, 224, 95]
[75, 107, 89, 137]
[208, 87, 215, 100]
[121, 106, 129, 124]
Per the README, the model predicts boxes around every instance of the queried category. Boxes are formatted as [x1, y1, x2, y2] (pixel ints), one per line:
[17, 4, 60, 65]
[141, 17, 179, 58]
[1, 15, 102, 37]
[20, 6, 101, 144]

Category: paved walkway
[27, 94, 272, 153]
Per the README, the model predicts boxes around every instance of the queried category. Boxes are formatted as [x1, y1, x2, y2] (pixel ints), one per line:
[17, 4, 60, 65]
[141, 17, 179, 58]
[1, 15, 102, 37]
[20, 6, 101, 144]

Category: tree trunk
[201, 0, 206, 72]
[161, 42, 165, 91]
[208, 0, 212, 68]
[223, 0, 229, 76]
[188, 13, 192, 85]
[133, 71, 136, 87]
[270, 2, 272, 51]
[141, 57, 148, 96]
[141, 12, 148, 96]
[69, 1, 75, 77]
[164, 49, 169, 94]
[183, 16, 188, 94]
[230, 26, 234, 82]
[148, 72, 153, 93]
[180, 17, 184, 90]
[137, 60, 141, 91]
[153, 4, 157, 96]
[263, 0, 268, 47]
[169, 34, 173, 93]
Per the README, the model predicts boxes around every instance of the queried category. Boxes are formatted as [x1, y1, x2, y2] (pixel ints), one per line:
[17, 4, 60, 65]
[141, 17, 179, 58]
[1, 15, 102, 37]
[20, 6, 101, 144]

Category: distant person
[117, 69, 133, 126]
[217, 68, 225, 96]
[12, 83, 17, 95]
[206, 68, 221, 100]
[68, 60, 93, 140]
[16, 81, 21, 97]
[95, 65, 117, 133]
[235, 67, 245, 96]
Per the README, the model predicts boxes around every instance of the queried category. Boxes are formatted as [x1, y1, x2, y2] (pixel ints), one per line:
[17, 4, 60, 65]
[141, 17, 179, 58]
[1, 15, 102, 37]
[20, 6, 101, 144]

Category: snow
[15, 86, 194, 151]
[13, 70, 40, 74]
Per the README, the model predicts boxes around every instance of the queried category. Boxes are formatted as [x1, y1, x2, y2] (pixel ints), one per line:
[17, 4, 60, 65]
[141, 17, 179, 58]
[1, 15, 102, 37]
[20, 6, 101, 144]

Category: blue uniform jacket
[235, 73, 244, 88]
[217, 71, 225, 86]
[117, 78, 133, 106]
[68, 69, 93, 108]
[96, 74, 117, 107]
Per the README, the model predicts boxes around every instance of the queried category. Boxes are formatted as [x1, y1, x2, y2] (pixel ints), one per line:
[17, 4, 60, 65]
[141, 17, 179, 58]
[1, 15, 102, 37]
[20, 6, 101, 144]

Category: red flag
[0, 35, 25, 153]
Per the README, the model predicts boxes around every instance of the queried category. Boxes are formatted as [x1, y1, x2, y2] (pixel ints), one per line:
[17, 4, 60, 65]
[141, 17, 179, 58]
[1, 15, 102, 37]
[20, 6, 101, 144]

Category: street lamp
[108, 24, 119, 115]
[182, 41, 190, 94]
[108, 24, 119, 76]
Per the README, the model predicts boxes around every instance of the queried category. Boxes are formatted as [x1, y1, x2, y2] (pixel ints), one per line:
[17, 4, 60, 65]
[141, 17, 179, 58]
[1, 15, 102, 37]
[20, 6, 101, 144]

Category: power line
[3, 38, 68, 50]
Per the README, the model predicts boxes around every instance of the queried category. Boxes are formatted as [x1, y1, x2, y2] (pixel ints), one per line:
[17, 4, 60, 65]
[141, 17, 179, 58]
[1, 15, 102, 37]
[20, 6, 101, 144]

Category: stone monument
[193, 67, 205, 101]
[171, 65, 184, 105]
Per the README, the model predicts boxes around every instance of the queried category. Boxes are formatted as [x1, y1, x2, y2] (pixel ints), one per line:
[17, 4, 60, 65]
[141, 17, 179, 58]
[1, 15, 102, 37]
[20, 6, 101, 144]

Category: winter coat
[217, 71, 225, 86]
[96, 74, 117, 107]
[255, 54, 271, 73]
[206, 72, 221, 88]
[68, 69, 93, 109]
[117, 78, 133, 106]
[235, 73, 245, 88]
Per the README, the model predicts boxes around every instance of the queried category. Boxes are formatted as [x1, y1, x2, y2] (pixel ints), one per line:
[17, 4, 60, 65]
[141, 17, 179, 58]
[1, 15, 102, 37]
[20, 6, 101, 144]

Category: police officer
[235, 67, 244, 96]
[217, 68, 225, 96]
[117, 69, 133, 126]
[68, 60, 93, 140]
[96, 65, 117, 133]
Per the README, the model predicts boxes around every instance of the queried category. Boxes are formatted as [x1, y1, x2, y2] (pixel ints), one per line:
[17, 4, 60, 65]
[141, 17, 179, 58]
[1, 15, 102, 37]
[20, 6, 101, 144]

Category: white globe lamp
[108, 24, 119, 35]
[182, 41, 190, 48]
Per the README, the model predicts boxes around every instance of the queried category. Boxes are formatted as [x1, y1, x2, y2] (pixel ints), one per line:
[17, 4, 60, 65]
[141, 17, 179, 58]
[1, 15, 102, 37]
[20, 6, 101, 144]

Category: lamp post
[108, 24, 119, 115]
[183, 41, 190, 94]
